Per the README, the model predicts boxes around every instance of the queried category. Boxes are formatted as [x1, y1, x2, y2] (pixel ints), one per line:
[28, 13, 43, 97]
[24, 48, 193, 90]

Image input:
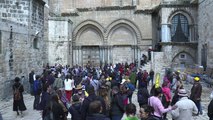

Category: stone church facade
[48, 0, 200, 70]
[48, 0, 156, 67]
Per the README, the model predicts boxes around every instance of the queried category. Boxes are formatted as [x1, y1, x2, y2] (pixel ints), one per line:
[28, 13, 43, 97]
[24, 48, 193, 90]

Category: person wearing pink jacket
[162, 81, 172, 120]
[148, 87, 176, 120]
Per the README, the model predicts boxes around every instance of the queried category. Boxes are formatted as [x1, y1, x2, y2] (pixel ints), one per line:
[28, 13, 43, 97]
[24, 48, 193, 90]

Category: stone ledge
[159, 42, 198, 48]
[160, 2, 198, 8]
[76, 5, 136, 12]
[96, 5, 136, 11]
[61, 12, 79, 17]
[134, 9, 154, 14]
[48, 17, 73, 24]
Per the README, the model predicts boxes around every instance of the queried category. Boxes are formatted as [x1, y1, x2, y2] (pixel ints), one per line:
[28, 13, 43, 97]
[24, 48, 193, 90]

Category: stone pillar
[137, 47, 141, 68]
[109, 46, 113, 64]
[77, 46, 82, 66]
[103, 46, 107, 64]
[161, 24, 171, 42]
[99, 46, 104, 65]
[73, 46, 78, 66]
[106, 46, 109, 64]
[133, 45, 137, 63]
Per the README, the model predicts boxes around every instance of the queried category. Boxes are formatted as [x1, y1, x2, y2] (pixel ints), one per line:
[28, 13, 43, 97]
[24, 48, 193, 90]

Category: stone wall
[49, 0, 160, 15]
[71, 10, 153, 44]
[48, 18, 72, 66]
[161, 44, 197, 69]
[152, 52, 167, 84]
[0, 0, 47, 99]
[198, 0, 213, 67]
[32, 0, 45, 32]
[0, 19, 46, 99]
[0, 0, 30, 25]
[47, 0, 155, 66]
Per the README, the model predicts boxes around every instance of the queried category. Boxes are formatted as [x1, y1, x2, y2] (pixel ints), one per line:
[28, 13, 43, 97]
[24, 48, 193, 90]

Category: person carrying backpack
[126, 78, 135, 103]
[137, 84, 149, 108]
[33, 75, 42, 110]
[13, 77, 27, 117]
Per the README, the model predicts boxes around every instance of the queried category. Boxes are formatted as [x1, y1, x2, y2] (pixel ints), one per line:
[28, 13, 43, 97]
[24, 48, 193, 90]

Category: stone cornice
[61, 12, 79, 17]
[134, 5, 160, 14]
[48, 17, 73, 24]
[160, 2, 198, 8]
[159, 42, 198, 48]
[76, 5, 136, 12]
[134, 9, 154, 14]
[96, 6, 136, 11]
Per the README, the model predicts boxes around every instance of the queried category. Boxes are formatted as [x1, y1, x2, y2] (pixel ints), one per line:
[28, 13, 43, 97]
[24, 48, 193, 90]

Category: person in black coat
[208, 98, 213, 120]
[140, 105, 159, 120]
[81, 85, 106, 120]
[137, 69, 143, 89]
[29, 69, 35, 95]
[137, 85, 150, 108]
[51, 94, 66, 120]
[39, 84, 51, 110]
[110, 86, 125, 120]
[13, 77, 27, 116]
[68, 95, 82, 120]
[86, 100, 110, 120]
[42, 93, 66, 120]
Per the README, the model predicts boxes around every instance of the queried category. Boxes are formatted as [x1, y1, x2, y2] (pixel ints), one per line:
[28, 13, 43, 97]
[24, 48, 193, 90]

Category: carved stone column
[161, 24, 171, 42]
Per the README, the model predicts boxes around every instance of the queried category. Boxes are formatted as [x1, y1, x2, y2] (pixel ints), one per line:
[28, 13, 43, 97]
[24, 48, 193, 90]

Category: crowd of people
[11, 62, 213, 120]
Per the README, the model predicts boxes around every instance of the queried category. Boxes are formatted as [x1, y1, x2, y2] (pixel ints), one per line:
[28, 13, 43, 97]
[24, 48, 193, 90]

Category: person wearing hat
[74, 84, 86, 102]
[171, 89, 198, 120]
[190, 77, 202, 115]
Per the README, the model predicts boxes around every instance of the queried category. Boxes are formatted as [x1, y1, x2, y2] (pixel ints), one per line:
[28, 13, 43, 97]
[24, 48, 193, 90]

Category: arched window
[33, 37, 39, 49]
[171, 13, 189, 42]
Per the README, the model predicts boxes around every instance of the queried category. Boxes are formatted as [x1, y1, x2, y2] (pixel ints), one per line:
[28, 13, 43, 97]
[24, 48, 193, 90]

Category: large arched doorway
[73, 19, 142, 66]
[106, 19, 141, 64]
[72, 21, 104, 67]
[108, 25, 136, 64]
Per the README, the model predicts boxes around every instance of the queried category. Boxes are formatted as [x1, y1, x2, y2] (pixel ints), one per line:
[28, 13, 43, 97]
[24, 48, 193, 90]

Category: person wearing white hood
[171, 89, 198, 120]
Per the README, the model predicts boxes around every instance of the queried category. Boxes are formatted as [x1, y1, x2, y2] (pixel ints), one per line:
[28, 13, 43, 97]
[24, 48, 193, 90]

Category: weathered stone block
[0, 0, 5, 3]
[2, 13, 6, 17]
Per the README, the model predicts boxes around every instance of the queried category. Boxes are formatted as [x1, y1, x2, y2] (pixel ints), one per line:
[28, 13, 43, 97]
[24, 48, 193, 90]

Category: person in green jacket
[129, 69, 137, 87]
[124, 103, 139, 120]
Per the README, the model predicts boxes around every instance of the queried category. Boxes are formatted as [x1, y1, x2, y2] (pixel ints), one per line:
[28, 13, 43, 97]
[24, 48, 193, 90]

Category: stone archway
[106, 19, 141, 64]
[72, 20, 104, 66]
[172, 51, 195, 69]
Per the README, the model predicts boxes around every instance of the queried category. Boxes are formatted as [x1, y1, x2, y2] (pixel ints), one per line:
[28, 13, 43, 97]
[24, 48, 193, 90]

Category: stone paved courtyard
[0, 80, 212, 120]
